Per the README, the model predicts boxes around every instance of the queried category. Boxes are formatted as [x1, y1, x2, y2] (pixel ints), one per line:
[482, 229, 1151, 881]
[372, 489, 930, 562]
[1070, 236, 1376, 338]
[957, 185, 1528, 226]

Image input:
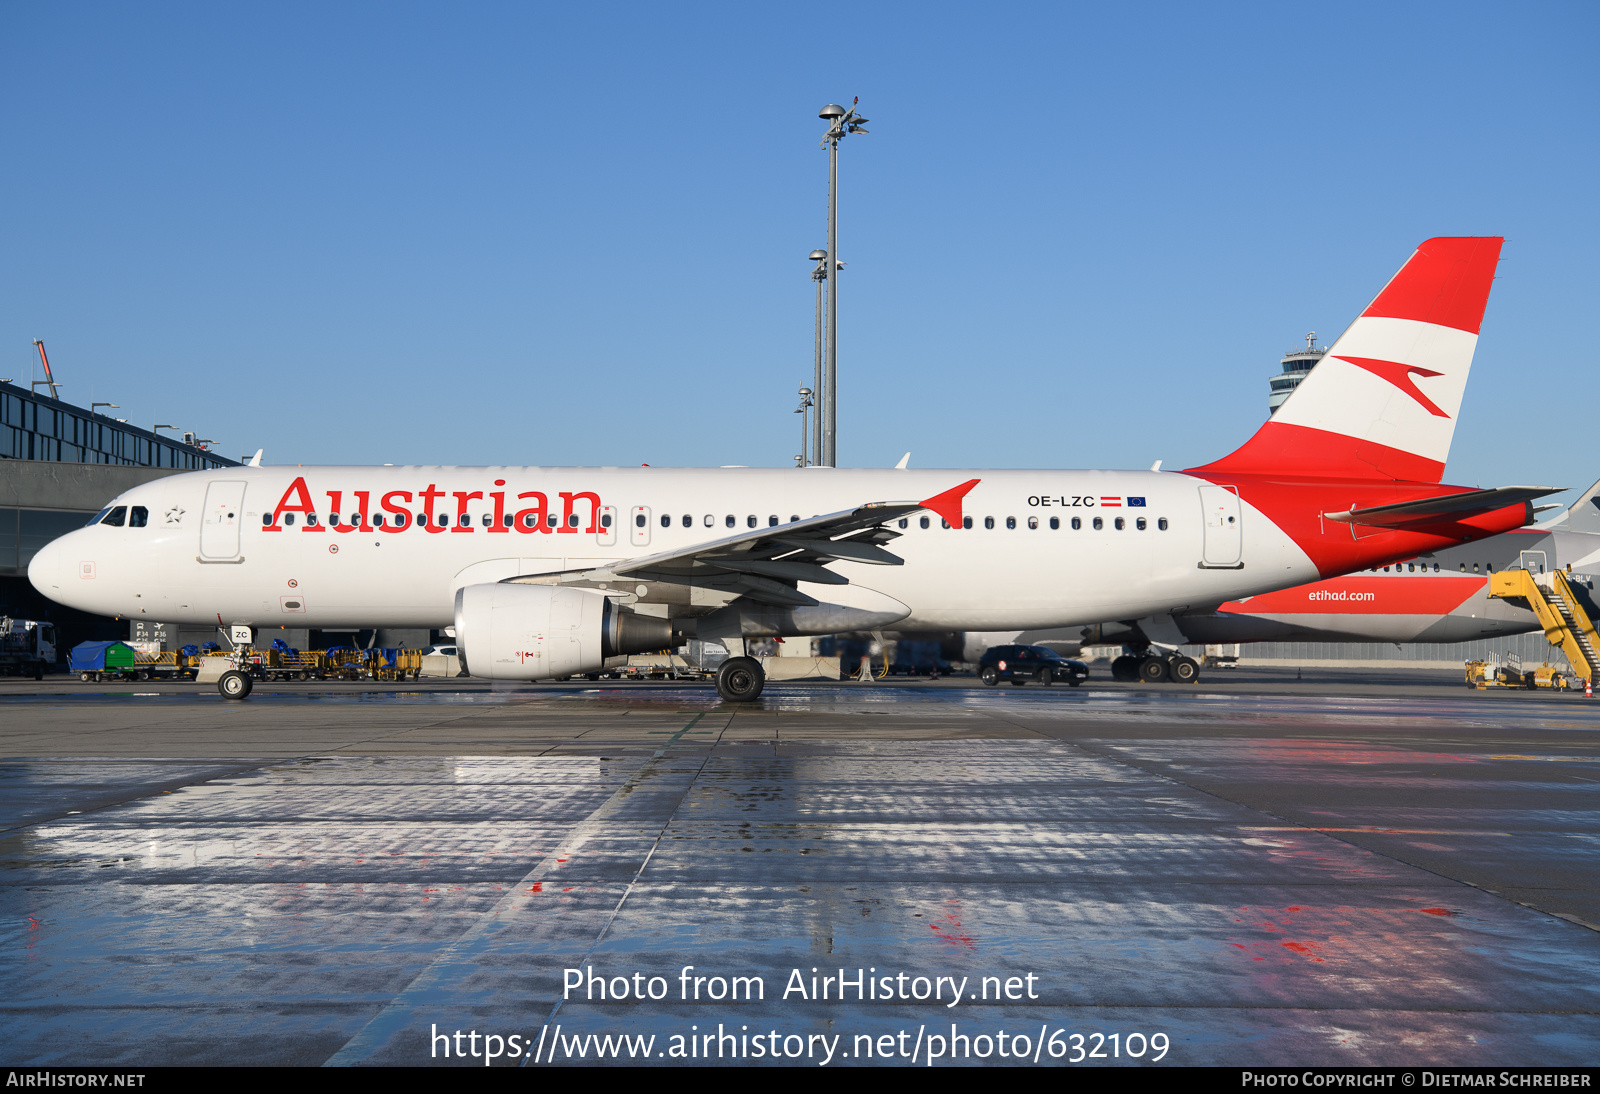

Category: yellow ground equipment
[1464, 657, 1578, 691]
[1488, 568, 1600, 683]
[257, 648, 327, 681]
[365, 648, 422, 681]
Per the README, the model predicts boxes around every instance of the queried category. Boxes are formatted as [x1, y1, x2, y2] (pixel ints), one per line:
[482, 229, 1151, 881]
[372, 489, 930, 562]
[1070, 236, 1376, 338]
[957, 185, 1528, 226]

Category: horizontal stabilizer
[1324, 485, 1560, 528]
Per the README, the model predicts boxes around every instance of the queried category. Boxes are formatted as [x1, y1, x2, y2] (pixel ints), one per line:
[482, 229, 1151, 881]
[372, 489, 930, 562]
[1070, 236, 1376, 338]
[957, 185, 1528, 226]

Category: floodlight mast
[809, 249, 827, 463]
[817, 99, 867, 468]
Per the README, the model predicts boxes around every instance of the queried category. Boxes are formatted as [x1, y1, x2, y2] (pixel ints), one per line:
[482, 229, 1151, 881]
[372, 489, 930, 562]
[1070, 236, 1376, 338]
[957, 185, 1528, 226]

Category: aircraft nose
[27, 533, 66, 596]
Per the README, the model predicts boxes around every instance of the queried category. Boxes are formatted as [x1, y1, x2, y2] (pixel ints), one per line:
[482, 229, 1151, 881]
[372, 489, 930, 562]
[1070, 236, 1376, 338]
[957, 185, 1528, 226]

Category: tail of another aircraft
[1538, 475, 1600, 533]
[1191, 236, 1504, 483]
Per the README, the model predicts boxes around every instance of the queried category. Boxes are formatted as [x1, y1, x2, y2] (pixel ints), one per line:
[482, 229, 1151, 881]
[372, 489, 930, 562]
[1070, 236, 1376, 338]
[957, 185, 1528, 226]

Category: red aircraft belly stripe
[1219, 575, 1484, 617]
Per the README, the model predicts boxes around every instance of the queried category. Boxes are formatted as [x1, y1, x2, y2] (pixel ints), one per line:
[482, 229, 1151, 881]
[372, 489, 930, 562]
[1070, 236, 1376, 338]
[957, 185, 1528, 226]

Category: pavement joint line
[519, 711, 734, 1065]
[1047, 729, 1600, 937]
[322, 710, 713, 1067]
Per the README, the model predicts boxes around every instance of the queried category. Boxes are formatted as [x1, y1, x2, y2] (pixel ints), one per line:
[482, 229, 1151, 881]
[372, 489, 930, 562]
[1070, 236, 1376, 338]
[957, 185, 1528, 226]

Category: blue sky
[2, 3, 1595, 499]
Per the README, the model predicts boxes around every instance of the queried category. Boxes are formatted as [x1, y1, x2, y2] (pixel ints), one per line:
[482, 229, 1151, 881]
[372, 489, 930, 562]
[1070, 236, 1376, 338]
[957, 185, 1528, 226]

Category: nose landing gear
[218, 670, 253, 700]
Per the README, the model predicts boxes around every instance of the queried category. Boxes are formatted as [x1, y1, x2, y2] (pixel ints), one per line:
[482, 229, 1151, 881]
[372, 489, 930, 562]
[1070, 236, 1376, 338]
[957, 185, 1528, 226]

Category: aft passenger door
[1198, 485, 1242, 568]
[199, 481, 247, 560]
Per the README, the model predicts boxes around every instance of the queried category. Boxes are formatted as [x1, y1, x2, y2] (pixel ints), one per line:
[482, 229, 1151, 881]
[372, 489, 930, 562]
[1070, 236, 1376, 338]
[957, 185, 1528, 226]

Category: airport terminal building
[0, 379, 237, 651]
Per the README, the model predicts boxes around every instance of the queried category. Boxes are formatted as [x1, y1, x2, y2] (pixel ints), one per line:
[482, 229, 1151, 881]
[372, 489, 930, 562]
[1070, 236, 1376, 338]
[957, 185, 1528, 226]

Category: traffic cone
[1586, 677, 1593, 699]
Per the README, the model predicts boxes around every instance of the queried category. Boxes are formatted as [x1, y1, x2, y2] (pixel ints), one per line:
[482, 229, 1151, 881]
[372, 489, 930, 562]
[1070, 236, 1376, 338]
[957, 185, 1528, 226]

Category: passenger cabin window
[481, 514, 492, 526]
[660, 514, 670, 528]
[683, 515, 692, 528]
[746, 515, 756, 528]
[1048, 517, 1058, 530]
[704, 515, 714, 528]
[548, 514, 558, 528]
[1071, 517, 1081, 530]
[637, 514, 648, 528]
[1006, 517, 1016, 530]
[374, 514, 386, 526]
[920, 517, 930, 529]
[129, 506, 148, 527]
[306, 513, 318, 526]
[962, 517, 973, 529]
[984, 517, 994, 530]
[601, 513, 612, 528]
[1092, 517, 1103, 530]
[1136, 517, 1147, 531]
[284, 513, 296, 526]
[790, 514, 800, 523]
[1158, 518, 1168, 531]
[769, 516, 779, 526]
[1027, 516, 1037, 529]
[523, 514, 538, 529]
[1460, 562, 1466, 571]
[898, 518, 908, 529]
[1114, 517, 1125, 530]
[942, 519, 951, 529]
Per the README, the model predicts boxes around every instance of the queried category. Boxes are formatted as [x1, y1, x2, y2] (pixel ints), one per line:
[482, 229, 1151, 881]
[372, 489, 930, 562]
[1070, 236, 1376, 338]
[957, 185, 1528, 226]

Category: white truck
[0, 617, 56, 679]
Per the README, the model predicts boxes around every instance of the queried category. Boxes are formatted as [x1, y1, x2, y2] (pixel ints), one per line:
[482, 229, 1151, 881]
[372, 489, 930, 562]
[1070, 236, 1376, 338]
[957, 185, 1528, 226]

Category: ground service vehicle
[978, 645, 1089, 686]
[0, 617, 54, 679]
[28, 238, 1556, 702]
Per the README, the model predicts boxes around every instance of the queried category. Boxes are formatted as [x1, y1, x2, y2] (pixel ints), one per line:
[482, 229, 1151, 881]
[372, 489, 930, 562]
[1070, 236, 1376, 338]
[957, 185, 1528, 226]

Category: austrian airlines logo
[1334, 355, 1450, 418]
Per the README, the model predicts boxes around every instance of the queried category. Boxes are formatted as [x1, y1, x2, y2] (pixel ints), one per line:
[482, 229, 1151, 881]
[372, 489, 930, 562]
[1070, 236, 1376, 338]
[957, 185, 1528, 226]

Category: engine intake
[454, 583, 678, 680]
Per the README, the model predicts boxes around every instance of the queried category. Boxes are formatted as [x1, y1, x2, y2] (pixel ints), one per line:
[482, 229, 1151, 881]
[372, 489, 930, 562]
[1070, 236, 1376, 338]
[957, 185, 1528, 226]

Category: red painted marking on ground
[1421, 907, 1454, 916]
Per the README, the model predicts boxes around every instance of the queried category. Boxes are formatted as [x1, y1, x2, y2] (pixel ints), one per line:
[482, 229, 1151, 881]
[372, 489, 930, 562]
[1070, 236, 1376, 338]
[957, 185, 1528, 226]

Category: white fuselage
[30, 465, 1321, 633]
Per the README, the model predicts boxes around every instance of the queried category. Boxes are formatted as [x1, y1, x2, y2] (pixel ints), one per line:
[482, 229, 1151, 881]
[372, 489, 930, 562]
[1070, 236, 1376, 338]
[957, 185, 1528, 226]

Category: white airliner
[29, 236, 1555, 700]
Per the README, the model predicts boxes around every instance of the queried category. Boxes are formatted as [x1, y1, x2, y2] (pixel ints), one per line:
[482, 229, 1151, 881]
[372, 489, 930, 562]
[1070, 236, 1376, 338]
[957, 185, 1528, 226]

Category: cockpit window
[87, 507, 112, 527]
[129, 506, 148, 527]
[103, 506, 127, 527]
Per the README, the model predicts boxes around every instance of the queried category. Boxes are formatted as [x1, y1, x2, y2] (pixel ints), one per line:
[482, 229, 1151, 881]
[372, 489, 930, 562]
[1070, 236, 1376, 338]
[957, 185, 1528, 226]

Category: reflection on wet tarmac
[1, 683, 1597, 1066]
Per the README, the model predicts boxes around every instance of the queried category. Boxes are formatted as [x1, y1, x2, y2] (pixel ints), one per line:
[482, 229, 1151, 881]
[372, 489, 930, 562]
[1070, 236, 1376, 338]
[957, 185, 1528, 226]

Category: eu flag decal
[1127, 497, 1147, 507]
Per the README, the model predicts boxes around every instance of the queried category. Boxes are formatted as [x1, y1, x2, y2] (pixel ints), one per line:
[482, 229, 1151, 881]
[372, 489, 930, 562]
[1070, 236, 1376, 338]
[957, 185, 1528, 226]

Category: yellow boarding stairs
[1488, 568, 1600, 687]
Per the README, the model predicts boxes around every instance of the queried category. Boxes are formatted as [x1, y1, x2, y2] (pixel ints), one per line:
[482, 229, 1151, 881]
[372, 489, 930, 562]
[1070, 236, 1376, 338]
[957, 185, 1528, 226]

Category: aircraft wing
[506, 478, 979, 609]
[1323, 485, 1561, 528]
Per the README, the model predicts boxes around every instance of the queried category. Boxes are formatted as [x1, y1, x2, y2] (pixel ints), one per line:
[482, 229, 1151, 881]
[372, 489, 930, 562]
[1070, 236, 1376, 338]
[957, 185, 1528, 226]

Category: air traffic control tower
[1267, 333, 1326, 414]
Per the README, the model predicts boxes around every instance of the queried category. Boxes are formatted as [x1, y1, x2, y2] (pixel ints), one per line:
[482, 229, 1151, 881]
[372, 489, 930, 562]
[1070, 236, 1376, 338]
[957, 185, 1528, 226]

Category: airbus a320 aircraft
[29, 236, 1555, 701]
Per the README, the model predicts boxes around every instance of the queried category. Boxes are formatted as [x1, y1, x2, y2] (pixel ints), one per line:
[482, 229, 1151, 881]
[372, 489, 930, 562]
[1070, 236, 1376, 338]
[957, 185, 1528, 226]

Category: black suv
[978, 645, 1089, 687]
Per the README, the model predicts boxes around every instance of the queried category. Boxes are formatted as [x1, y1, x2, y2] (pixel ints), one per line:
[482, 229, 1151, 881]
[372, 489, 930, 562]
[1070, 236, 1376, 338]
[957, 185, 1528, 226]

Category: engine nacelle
[454, 583, 678, 680]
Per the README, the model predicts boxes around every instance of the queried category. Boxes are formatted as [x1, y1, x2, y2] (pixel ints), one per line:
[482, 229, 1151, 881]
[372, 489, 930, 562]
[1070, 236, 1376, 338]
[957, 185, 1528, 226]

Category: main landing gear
[1111, 651, 1200, 685]
[716, 657, 765, 702]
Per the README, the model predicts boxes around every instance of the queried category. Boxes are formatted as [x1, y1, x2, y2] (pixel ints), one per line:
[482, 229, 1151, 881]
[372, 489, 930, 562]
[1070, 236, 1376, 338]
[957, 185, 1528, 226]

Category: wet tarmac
[1, 671, 1597, 1067]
